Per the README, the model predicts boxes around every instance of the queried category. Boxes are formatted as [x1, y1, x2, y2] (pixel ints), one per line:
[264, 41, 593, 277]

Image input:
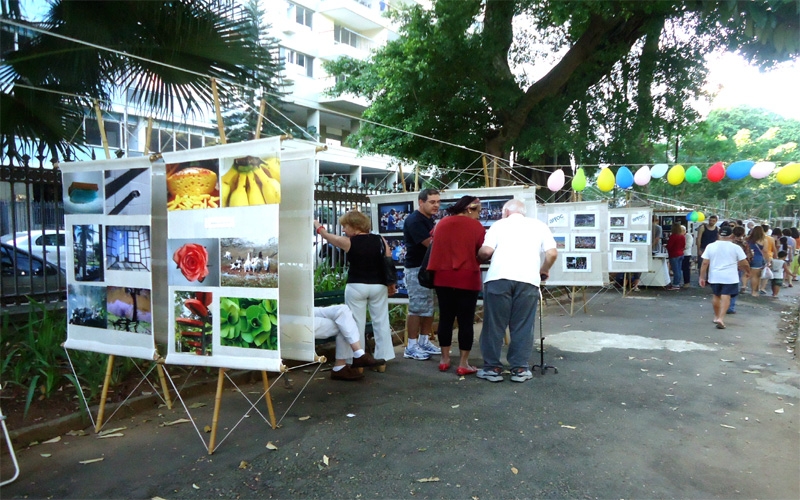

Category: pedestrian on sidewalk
[681, 224, 693, 287]
[728, 226, 752, 313]
[666, 222, 685, 290]
[696, 214, 719, 272]
[699, 225, 750, 329]
[476, 199, 557, 383]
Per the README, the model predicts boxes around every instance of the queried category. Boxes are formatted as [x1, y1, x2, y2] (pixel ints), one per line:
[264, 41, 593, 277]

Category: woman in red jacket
[427, 196, 486, 375]
[666, 222, 686, 290]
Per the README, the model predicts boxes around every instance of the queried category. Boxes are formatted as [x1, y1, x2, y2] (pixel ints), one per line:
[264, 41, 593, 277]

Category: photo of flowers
[106, 225, 151, 272]
[174, 290, 213, 356]
[166, 159, 220, 211]
[220, 235, 278, 288]
[572, 233, 599, 252]
[613, 248, 636, 262]
[552, 233, 568, 251]
[68, 284, 107, 329]
[609, 214, 628, 228]
[220, 297, 278, 351]
[73, 224, 104, 282]
[105, 168, 151, 215]
[562, 254, 591, 272]
[107, 286, 152, 334]
[168, 238, 219, 286]
[572, 212, 598, 229]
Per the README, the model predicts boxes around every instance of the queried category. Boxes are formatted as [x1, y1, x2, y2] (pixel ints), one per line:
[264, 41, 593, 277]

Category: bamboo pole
[397, 163, 407, 192]
[255, 97, 267, 140]
[211, 78, 227, 145]
[93, 100, 111, 160]
[144, 116, 154, 153]
[261, 371, 277, 430]
[482, 155, 490, 187]
[414, 164, 419, 191]
[94, 354, 115, 432]
[208, 368, 226, 455]
[491, 158, 498, 187]
[156, 364, 173, 410]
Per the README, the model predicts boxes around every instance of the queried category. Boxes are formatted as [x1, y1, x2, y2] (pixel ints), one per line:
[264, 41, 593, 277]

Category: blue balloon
[651, 163, 669, 178]
[615, 166, 634, 189]
[726, 160, 755, 180]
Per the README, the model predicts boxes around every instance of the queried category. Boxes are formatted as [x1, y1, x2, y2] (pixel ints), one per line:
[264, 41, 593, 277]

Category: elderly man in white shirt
[476, 199, 558, 383]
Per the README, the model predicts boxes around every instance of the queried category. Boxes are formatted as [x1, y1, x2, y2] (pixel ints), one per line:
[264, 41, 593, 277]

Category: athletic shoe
[477, 367, 503, 382]
[510, 368, 533, 383]
[418, 338, 442, 355]
[759, 290, 767, 295]
[403, 344, 431, 360]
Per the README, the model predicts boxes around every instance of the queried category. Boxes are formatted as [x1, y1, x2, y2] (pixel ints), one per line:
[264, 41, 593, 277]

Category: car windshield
[1, 245, 48, 275]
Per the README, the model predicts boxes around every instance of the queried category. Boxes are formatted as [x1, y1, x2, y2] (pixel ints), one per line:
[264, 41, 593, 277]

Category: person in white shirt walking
[699, 225, 750, 330]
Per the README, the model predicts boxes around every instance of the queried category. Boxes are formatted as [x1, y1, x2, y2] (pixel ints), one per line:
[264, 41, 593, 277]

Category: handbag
[379, 237, 397, 285]
[417, 241, 435, 289]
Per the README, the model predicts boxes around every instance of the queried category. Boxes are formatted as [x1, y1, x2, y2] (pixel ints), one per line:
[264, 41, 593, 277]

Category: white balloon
[547, 169, 566, 191]
[651, 163, 669, 178]
[750, 161, 775, 179]
[634, 166, 651, 186]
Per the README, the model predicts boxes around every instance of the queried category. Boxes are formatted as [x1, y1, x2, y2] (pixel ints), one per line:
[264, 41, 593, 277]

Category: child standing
[771, 251, 796, 297]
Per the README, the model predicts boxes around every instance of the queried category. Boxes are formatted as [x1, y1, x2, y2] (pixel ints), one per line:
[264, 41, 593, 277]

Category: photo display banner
[61, 157, 159, 360]
[607, 207, 652, 274]
[542, 201, 608, 287]
[369, 186, 533, 303]
[163, 138, 284, 372]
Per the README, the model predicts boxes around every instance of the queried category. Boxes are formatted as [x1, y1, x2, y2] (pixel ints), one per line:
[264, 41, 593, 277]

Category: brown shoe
[330, 365, 364, 381]
[352, 352, 386, 369]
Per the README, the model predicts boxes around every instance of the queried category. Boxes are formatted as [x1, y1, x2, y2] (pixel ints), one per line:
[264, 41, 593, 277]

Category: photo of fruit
[166, 159, 220, 211]
[220, 155, 281, 207]
[174, 290, 213, 356]
[219, 296, 278, 351]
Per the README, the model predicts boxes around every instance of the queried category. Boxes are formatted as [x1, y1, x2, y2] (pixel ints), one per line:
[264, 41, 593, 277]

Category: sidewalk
[2, 283, 798, 499]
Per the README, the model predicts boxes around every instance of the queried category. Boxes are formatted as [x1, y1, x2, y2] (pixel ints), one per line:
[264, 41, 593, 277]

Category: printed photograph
[166, 158, 220, 211]
[107, 286, 152, 335]
[168, 238, 220, 287]
[478, 197, 512, 228]
[378, 202, 413, 233]
[106, 225, 151, 272]
[394, 268, 408, 298]
[572, 233, 599, 251]
[613, 248, 636, 262]
[63, 170, 104, 214]
[68, 284, 107, 329]
[385, 236, 407, 265]
[609, 215, 627, 228]
[174, 290, 213, 356]
[609, 231, 624, 243]
[220, 236, 278, 288]
[73, 224, 104, 282]
[628, 232, 650, 244]
[563, 254, 591, 272]
[219, 155, 281, 207]
[105, 168, 151, 215]
[552, 233, 568, 251]
[220, 297, 278, 351]
[573, 212, 598, 229]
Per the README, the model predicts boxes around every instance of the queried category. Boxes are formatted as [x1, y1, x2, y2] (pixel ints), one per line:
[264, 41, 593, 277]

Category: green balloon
[685, 165, 703, 184]
[572, 167, 587, 192]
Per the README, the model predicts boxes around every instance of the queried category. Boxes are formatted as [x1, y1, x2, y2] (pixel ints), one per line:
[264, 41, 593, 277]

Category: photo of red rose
[173, 243, 209, 282]
[167, 238, 219, 286]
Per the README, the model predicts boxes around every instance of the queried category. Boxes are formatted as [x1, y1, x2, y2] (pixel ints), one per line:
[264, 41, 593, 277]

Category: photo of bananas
[166, 160, 221, 211]
[220, 155, 281, 207]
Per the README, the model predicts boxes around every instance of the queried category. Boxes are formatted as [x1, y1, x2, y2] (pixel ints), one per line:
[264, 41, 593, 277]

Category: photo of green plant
[174, 291, 212, 355]
[219, 297, 277, 350]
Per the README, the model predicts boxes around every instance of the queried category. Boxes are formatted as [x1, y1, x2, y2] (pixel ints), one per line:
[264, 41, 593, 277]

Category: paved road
[2, 284, 798, 499]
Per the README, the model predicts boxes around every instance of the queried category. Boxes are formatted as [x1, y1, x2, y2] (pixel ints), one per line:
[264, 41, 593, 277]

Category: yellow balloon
[597, 168, 615, 192]
[775, 162, 800, 185]
[667, 164, 685, 186]
[697, 212, 705, 222]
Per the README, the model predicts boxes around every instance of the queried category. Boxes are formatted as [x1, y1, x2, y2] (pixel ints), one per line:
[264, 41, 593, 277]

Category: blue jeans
[480, 279, 539, 370]
[669, 256, 683, 287]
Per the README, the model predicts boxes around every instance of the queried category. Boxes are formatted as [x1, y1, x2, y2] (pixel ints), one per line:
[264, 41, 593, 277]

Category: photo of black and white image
[573, 212, 598, 229]
[105, 168, 151, 215]
[572, 233, 599, 251]
[628, 232, 650, 244]
[378, 202, 413, 233]
[613, 248, 636, 262]
[609, 215, 627, 228]
[73, 224, 104, 282]
[385, 236, 407, 265]
[106, 226, 151, 271]
[563, 254, 591, 272]
[609, 231, 624, 243]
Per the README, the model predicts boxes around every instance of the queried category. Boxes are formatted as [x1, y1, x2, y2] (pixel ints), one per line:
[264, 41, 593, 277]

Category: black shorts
[709, 283, 739, 297]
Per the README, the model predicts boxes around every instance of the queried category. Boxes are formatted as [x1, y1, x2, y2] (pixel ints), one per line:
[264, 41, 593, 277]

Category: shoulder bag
[379, 236, 397, 285]
[417, 241, 435, 289]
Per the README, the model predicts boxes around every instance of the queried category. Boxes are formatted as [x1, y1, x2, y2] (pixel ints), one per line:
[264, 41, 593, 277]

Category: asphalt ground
[2, 282, 798, 499]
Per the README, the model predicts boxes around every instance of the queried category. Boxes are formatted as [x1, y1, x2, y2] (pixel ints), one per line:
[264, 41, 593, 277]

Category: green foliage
[219, 297, 278, 350]
[314, 262, 348, 292]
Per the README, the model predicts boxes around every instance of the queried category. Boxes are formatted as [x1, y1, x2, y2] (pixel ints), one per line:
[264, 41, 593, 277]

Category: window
[289, 2, 313, 29]
[284, 49, 314, 78]
[85, 118, 122, 148]
[334, 25, 357, 48]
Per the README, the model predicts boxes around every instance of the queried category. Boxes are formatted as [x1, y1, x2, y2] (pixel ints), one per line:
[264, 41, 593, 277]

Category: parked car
[0, 229, 67, 271]
[0, 242, 66, 305]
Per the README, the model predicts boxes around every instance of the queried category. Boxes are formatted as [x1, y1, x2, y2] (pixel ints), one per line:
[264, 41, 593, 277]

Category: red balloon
[707, 162, 725, 183]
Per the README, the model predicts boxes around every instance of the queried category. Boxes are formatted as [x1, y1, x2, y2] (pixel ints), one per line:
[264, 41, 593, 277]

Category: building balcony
[317, 0, 388, 31]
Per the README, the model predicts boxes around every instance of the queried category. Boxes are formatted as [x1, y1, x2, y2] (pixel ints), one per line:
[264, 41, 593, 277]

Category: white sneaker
[417, 338, 441, 355]
[403, 344, 431, 360]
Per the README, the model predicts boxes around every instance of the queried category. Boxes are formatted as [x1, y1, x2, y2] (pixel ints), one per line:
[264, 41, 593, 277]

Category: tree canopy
[325, 0, 799, 187]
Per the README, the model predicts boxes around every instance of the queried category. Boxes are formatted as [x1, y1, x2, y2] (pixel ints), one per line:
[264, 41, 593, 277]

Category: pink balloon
[750, 161, 775, 179]
[634, 166, 651, 186]
[547, 169, 566, 191]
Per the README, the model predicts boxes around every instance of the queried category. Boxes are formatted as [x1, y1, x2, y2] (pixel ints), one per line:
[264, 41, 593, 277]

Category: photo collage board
[540, 201, 608, 286]
[163, 138, 284, 372]
[62, 156, 159, 360]
[370, 186, 533, 303]
[607, 208, 652, 273]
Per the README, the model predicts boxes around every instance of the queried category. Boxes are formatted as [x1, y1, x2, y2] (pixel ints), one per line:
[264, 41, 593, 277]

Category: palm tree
[1, 0, 284, 161]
